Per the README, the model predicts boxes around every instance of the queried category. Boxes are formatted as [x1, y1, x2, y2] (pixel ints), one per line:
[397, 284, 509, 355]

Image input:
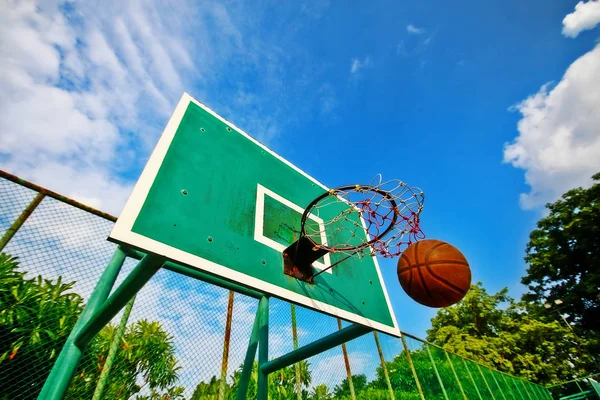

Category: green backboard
[110, 93, 400, 336]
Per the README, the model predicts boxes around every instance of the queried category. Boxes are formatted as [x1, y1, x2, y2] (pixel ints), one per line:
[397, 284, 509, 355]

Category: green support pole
[400, 335, 426, 400]
[236, 303, 263, 400]
[37, 247, 127, 400]
[257, 296, 270, 400]
[74, 254, 165, 347]
[260, 323, 371, 375]
[92, 295, 136, 400]
[463, 359, 484, 400]
[444, 352, 467, 400]
[425, 345, 449, 400]
[121, 247, 264, 300]
[477, 364, 496, 400]
[373, 332, 395, 400]
[0, 192, 45, 252]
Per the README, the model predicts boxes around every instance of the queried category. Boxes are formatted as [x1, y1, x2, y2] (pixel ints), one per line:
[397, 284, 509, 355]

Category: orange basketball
[397, 239, 471, 308]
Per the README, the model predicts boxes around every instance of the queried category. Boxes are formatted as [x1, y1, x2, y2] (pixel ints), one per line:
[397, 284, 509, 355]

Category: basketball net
[302, 175, 425, 260]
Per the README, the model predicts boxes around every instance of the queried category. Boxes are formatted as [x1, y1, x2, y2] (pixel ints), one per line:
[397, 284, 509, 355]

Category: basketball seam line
[414, 241, 434, 302]
[424, 242, 468, 295]
[398, 259, 469, 273]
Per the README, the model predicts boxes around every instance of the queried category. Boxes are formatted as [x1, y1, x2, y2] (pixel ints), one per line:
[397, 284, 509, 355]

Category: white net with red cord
[302, 175, 425, 258]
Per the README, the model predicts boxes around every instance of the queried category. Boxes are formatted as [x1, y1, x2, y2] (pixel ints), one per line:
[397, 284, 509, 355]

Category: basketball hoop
[283, 175, 425, 282]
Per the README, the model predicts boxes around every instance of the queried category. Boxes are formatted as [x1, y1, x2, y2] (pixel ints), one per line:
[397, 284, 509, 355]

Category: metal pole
[510, 375, 526, 400]
[338, 318, 356, 400]
[444, 352, 467, 400]
[236, 303, 263, 400]
[373, 332, 395, 400]
[0, 192, 45, 252]
[476, 364, 496, 400]
[257, 296, 270, 400]
[498, 372, 517, 400]
[92, 296, 136, 400]
[490, 370, 508, 400]
[400, 335, 425, 400]
[520, 379, 533, 400]
[291, 304, 302, 400]
[37, 247, 127, 400]
[425, 345, 449, 400]
[74, 254, 165, 347]
[462, 359, 484, 400]
[260, 324, 372, 375]
[218, 291, 235, 400]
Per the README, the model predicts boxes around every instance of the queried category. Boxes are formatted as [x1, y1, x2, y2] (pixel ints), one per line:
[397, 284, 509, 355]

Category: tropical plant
[0, 253, 83, 399]
[0, 253, 183, 400]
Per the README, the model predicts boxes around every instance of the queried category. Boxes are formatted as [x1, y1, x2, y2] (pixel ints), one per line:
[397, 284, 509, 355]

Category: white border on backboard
[253, 184, 331, 272]
[109, 93, 401, 337]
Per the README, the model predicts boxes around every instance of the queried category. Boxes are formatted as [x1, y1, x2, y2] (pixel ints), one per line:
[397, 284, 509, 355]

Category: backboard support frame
[38, 245, 374, 400]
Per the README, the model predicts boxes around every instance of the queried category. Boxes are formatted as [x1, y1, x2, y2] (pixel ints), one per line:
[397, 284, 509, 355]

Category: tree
[521, 172, 600, 354]
[0, 253, 83, 399]
[227, 360, 311, 400]
[309, 384, 333, 400]
[0, 253, 184, 400]
[333, 374, 367, 398]
[70, 319, 184, 399]
[426, 282, 594, 384]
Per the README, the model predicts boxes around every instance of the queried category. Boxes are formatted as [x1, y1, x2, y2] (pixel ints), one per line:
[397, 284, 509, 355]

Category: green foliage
[0, 253, 183, 400]
[309, 384, 333, 400]
[333, 374, 367, 398]
[522, 172, 600, 355]
[75, 319, 184, 399]
[0, 253, 83, 399]
[426, 282, 594, 384]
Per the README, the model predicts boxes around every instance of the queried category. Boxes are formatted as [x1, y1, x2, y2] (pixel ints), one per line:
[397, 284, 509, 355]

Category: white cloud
[503, 44, 600, 209]
[350, 57, 372, 75]
[406, 24, 424, 34]
[562, 0, 600, 38]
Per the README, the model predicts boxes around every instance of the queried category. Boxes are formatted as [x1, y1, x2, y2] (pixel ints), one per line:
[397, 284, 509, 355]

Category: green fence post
[218, 291, 235, 400]
[400, 335, 426, 400]
[425, 345, 449, 400]
[236, 302, 263, 400]
[37, 247, 127, 400]
[373, 332, 395, 400]
[0, 192, 45, 252]
[463, 359, 484, 400]
[257, 296, 270, 400]
[92, 295, 136, 400]
[445, 352, 467, 400]
[477, 364, 496, 400]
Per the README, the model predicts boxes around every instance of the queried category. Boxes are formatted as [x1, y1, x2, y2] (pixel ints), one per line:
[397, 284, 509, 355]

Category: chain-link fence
[0, 170, 553, 400]
[546, 374, 600, 399]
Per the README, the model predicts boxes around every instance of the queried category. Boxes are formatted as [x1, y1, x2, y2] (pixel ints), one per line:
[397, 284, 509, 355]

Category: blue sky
[1, 0, 600, 342]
